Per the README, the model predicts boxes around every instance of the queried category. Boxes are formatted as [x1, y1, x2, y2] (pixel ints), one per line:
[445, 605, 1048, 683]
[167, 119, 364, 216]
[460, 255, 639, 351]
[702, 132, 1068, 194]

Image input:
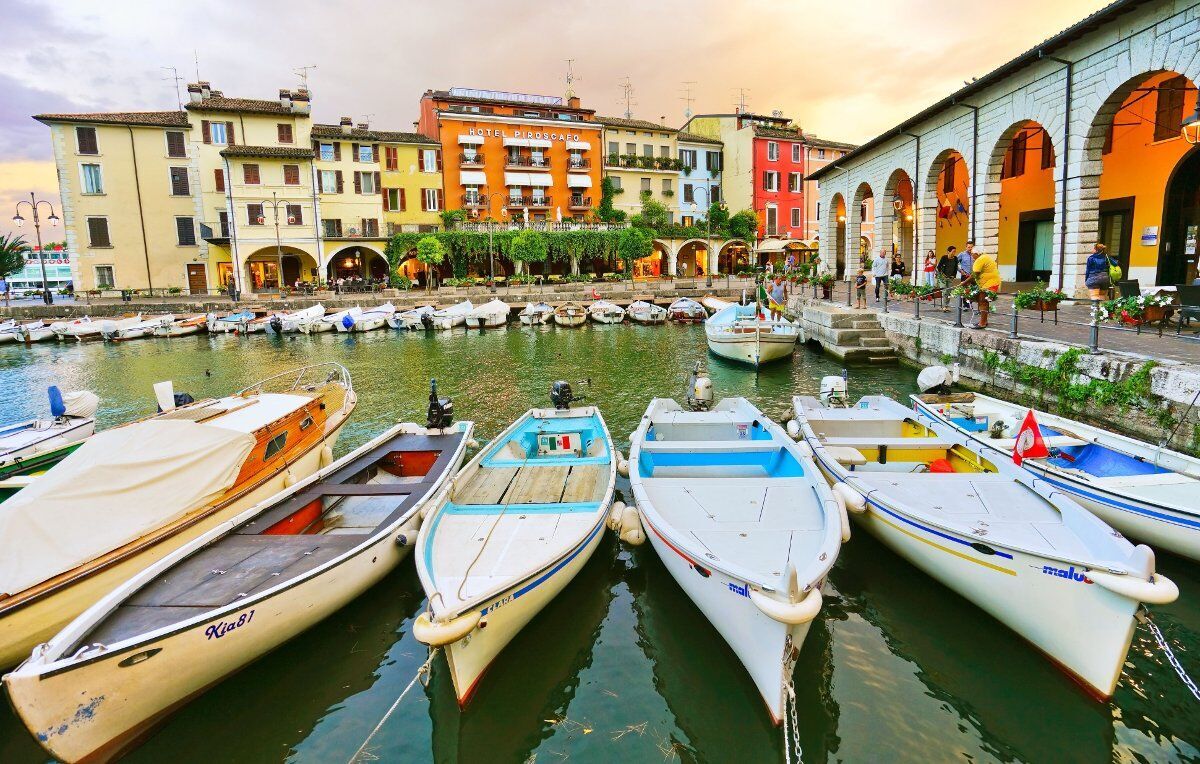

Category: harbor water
[0, 324, 1197, 763]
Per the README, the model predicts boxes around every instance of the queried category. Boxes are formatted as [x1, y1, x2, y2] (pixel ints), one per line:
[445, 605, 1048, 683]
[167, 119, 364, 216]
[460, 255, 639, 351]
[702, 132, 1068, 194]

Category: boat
[518, 302, 553, 326]
[0, 363, 357, 669]
[102, 314, 174, 342]
[553, 302, 586, 327]
[336, 302, 394, 333]
[700, 296, 733, 312]
[268, 304, 325, 334]
[153, 314, 208, 338]
[627, 300, 667, 325]
[431, 300, 473, 330]
[48, 316, 92, 340]
[912, 387, 1200, 562]
[388, 305, 434, 330]
[207, 310, 255, 334]
[628, 391, 841, 723]
[667, 297, 707, 323]
[236, 313, 272, 334]
[413, 382, 616, 704]
[6, 320, 56, 343]
[465, 299, 510, 329]
[0, 387, 99, 502]
[588, 300, 626, 324]
[791, 393, 1178, 699]
[4, 383, 471, 764]
[300, 306, 361, 334]
[705, 302, 799, 367]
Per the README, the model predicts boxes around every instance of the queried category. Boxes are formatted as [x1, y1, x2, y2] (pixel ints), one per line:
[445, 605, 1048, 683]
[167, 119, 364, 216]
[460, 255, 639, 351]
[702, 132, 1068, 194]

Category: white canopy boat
[629, 396, 842, 723]
[300, 306, 361, 334]
[705, 302, 799, 367]
[0, 387, 99, 492]
[627, 300, 667, 324]
[465, 299, 510, 329]
[432, 300, 473, 330]
[0, 363, 357, 669]
[153, 314, 208, 337]
[700, 295, 733, 312]
[912, 388, 1200, 562]
[48, 316, 91, 340]
[4, 389, 471, 764]
[388, 305, 434, 330]
[792, 394, 1178, 699]
[336, 302, 394, 332]
[236, 314, 272, 334]
[206, 310, 255, 334]
[518, 302, 553, 326]
[7, 320, 56, 343]
[103, 314, 174, 342]
[268, 304, 325, 334]
[553, 302, 586, 327]
[667, 297, 707, 323]
[413, 390, 615, 704]
[588, 300, 626, 324]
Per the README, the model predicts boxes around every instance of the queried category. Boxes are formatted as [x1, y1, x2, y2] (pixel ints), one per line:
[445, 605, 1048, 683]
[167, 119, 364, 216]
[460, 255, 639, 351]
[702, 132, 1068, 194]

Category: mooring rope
[348, 647, 439, 763]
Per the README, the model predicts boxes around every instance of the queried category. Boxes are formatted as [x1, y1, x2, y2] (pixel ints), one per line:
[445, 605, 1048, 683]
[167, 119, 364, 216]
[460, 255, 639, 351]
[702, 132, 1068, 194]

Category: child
[855, 268, 867, 309]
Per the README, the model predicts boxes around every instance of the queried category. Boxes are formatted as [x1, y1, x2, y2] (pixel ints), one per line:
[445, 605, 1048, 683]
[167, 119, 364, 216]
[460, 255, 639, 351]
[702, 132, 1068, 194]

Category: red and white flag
[591, 288, 600, 301]
[1012, 410, 1049, 466]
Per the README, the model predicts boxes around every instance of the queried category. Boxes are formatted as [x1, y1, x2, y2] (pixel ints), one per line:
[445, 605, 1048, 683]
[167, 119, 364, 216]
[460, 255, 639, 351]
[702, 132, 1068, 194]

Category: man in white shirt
[871, 249, 890, 300]
[958, 241, 976, 315]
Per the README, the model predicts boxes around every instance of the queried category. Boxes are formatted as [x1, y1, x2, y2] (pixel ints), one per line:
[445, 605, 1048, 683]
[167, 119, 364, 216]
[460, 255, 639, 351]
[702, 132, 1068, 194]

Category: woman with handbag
[1084, 243, 1118, 299]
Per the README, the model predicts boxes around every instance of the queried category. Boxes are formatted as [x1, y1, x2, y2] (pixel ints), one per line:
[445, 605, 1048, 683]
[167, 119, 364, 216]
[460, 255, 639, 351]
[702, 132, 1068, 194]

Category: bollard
[882, 282, 889, 314]
[954, 300, 964, 328]
[1009, 308, 1018, 339]
[915, 292, 921, 321]
[1090, 301, 1100, 351]
[846, 280, 853, 308]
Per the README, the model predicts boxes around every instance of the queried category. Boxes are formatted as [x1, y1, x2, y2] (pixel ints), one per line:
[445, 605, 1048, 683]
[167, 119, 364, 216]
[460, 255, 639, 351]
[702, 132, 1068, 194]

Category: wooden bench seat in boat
[453, 463, 606, 506]
[819, 436, 955, 449]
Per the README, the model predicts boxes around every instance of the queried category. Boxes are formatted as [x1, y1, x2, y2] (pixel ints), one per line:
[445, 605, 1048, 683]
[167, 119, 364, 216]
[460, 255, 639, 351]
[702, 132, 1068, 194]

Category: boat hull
[706, 331, 796, 366]
[553, 314, 586, 327]
[518, 313, 550, 325]
[466, 315, 507, 328]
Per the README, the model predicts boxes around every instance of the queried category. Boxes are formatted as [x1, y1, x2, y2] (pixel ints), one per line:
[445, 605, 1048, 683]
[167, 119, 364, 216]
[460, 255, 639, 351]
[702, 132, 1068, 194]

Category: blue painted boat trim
[439, 500, 602, 515]
[488, 519, 605, 614]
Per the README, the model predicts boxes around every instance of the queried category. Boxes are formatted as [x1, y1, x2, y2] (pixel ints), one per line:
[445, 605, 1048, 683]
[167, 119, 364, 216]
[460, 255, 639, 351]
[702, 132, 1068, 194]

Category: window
[87, 217, 111, 247]
[659, 145, 670, 158]
[176, 216, 196, 246]
[1155, 75, 1187, 142]
[385, 188, 403, 211]
[166, 131, 186, 158]
[322, 219, 343, 237]
[625, 142, 635, 155]
[243, 163, 260, 185]
[264, 432, 288, 460]
[788, 172, 802, 193]
[792, 144, 801, 162]
[817, 202, 822, 220]
[80, 163, 104, 194]
[706, 152, 722, 173]
[763, 171, 780, 192]
[683, 184, 694, 203]
[791, 208, 801, 228]
[319, 143, 336, 161]
[385, 146, 398, 171]
[942, 157, 956, 193]
[608, 140, 618, 156]
[422, 188, 442, 211]
[711, 185, 721, 204]
[643, 144, 654, 158]
[765, 206, 778, 235]
[169, 166, 190, 196]
[1002, 132, 1027, 179]
[682, 216, 694, 227]
[679, 149, 697, 169]
[247, 203, 264, 225]
[319, 170, 338, 194]
[286, 204, 302, 225]
[357, 144, 374, 162]
[75, 126, 98, 155]
[277, 123, 293, 143]
[662, 178, 672, 195]
[94, 265, 115, 288]
[640, 177, 651, 193]
[610, 176, 622, 190]
[818, 149, 826, 160]
[214, 168, 225, 192]
[361, 218, 379, 236]
[767, 142, 778, 161]
[283, 164, 301, 185]
[218, 210, 230, 237]
[419, 149, 440, 172]
[355, 171, 377, 194]
[207, 121, 228, 145]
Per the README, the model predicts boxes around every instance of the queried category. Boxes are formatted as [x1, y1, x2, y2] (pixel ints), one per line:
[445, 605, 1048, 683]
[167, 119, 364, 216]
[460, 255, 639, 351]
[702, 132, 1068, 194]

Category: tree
[728, 210, 759, 241]
[596, 176, 626, 223]
[631, 192, 670, 232]
[706, 203, 730, 232]
[617, 226, 653, 283]
[509, 230, 548, 275]
[0, 233, 30, 280]
[439, 209, 467, 230]
[415, 236, 445, 293]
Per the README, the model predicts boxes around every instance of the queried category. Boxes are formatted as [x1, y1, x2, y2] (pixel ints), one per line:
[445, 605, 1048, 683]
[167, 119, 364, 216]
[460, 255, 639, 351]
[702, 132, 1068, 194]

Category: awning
[459, 170, 487, 185]
[566, 140, 591, 151]
[527, 174, 554, 188]
[528, 139, 552, 148]
[757, 238, 799, 253]
[457, 135, 484, 145]
[504, 171, 530, 186]
[567, 174, 592, 188]
[503, 137, 530, 148]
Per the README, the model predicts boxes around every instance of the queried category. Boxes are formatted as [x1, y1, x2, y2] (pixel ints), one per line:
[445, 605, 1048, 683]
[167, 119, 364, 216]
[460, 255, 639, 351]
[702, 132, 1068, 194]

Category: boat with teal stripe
[413, 386, 616, 705]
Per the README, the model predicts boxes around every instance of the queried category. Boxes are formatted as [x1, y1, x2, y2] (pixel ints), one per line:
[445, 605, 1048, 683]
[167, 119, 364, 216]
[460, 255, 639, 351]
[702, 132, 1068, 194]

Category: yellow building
[598, 117, 681, 222]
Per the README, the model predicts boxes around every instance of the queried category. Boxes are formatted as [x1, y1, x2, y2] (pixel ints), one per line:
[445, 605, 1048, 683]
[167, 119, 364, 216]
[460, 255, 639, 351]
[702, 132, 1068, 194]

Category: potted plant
[1013, 280, 1067, 312]
[1094, 294, 1173, 326]
[815, 273, 835, 299]
[951, 282, 998, 307]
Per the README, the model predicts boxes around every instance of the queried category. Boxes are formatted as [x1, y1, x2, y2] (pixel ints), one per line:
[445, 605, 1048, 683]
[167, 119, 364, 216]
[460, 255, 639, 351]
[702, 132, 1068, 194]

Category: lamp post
[692, 186, 716, 287]
[255, 192, 289, 292]
[12, 193, 60, 305]
[481, 188, 510, 292]
[1183, 89, 1200, 144]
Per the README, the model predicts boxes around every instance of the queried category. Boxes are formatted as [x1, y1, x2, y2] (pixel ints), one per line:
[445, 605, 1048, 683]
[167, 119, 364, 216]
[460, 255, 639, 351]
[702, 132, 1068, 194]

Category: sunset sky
[0, 0, 1113, 240]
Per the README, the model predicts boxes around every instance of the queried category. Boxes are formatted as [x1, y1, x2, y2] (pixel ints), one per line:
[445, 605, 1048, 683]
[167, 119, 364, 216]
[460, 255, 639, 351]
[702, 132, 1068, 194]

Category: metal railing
[505, 196, 551, 208]
[505, 155, 550, 169]
[456, 220, 629, 233]
[568, 196, 592, 208]
[458, 153, 485, 166]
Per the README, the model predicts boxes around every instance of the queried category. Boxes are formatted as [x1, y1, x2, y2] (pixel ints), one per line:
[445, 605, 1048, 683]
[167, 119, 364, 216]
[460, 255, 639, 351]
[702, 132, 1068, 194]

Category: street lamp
[480, 187, 511, 292]
[1183, 89, 1200, 144]
[255, 192, 289, 292]
[692, 185, 717, 287]
[12, 193, 60, 305]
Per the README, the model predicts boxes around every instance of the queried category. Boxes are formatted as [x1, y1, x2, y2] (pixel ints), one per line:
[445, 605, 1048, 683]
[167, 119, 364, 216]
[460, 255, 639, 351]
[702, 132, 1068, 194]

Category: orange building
[417, 88, 604, 223]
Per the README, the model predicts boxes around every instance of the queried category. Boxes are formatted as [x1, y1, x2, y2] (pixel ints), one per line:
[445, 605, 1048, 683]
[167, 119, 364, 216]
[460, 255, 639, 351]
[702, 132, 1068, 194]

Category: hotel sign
[465, 127, 584, 143]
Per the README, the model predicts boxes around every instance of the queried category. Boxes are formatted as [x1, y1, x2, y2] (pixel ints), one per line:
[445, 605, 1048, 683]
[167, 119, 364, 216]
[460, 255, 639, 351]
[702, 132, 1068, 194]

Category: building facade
[676, 131, 724, 225]
[598, 117, 681, 224]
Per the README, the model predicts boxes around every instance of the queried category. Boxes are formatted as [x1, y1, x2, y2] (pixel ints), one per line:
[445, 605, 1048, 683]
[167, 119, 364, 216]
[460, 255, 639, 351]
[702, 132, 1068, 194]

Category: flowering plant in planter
[951, 283, 998, 302]
[1012, 280, 1068, 311]
[888, 280, 915, 298]
[1092, 294, 1173, 325]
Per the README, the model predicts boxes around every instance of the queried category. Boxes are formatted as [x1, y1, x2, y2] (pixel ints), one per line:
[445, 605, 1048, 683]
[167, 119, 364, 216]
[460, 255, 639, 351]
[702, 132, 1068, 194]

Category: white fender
[620, 525, 646, 546]
[617, 457, 630, 478]
[282, 469, 296, 488]
[467, 438, 480, 449]
[618, 504, 645, 545]
[792, 440, 813, 458]
[833, 482, 866, 513]
[319, 444, 334, 468]
[412, 610, 481, 647]
[1087, 570, 1179, 605]
[749, 586, 823, 625]
[831, 491, 851, 543]
[606, 501, 626, 532]
[785, 420, 801, 440]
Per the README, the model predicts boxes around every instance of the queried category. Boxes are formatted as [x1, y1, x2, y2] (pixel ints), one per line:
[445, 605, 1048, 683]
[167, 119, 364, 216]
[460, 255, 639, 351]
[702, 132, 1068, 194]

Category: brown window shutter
[418, 151, 425, 172]
[214, 168, 225, 192]
[382, 189, 390, 212]
[284, 164, 300, 185]
[333, 142, 341, 161]
[76, 127, 98, 154]
[226, 122, 235, 146]
[243, 164, 259, 184]
[353, 172, 362, 194]
[435, 150, 443, 171]
[399, 188, 406, 211]
[420, 191, 427, 212]
[436, 189, 444, 209]
[166, 131, 185, 157]
[278, 124, 292, 143]
[374, 172, 381, 193]
[372, 144, 379, 162]
[287, 204, 302, 225]
[335, 170, 344, 193]
[202, 120, 211, 144]
[352, 143, 360, 162]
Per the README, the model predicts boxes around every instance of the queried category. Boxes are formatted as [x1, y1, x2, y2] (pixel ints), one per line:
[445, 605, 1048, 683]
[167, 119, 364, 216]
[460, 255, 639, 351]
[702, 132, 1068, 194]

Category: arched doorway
[990, 120, 1056, 283]
[327, 246, 389, 284]
[675, 240, 709, 278]
[1162, 146, 1200, 285]
[634, 241, 668, 279]
[850, 182, 875, 274]
[831, 193, 847, 278]
[926, 149, 970, 261]
[882, 168, 915, 275]
[718, 240, 751, 274]
[245, 247, 318, 292]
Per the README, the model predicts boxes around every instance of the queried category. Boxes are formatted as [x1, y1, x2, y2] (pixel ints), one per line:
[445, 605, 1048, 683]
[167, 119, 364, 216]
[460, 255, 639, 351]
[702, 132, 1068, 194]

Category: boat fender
[749, 586, 823, 625]
[833, 483, 866, 513]
[1087, 570, 1179, 606]
[319, 444, 334, 468]
[607, 501, 626, 532]
[617, 456, 630, 478]
[618, 505, 645, 546]
[467, 438, 480, 449]
[413, 611, 481, 647]
[395, 531, 413, 547]
[785, 419, 801, 440]
[792, 440, 813, 459]
[283, 469, 296, 488]
[831, 491, 851, 543]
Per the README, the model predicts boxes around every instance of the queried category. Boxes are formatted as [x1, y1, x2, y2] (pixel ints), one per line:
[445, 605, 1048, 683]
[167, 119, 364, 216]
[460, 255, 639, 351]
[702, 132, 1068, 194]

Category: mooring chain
[348, 647, 439, 763]
[783, 680, 804, 764]
[1139, 610, 1200, 703]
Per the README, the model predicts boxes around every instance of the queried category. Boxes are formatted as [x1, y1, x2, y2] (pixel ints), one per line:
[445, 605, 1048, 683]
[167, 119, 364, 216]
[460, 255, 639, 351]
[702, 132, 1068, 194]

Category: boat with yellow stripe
[790, 394, 1178, 700]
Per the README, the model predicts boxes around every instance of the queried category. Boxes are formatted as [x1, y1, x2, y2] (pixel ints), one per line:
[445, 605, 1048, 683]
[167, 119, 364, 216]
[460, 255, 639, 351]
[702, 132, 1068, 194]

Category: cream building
[598, 117, 681, 222]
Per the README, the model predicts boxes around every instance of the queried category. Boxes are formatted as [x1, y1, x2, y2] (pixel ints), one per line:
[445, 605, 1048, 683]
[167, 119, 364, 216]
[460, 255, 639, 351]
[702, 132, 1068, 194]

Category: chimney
[357, 122, 369, 130]
[199, 81, 211, 99]
[186, 83, 204, 104]
[567, 96, 581, 109]
[340, 116, 353, 135]
[279, 89, 292, 110]
[291, 89, 311, 114]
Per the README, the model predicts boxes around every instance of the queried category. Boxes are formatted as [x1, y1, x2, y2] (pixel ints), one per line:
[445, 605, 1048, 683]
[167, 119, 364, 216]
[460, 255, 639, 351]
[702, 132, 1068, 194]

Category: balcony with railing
[505, 153, 551, 170]
[457, 220, 629, 233]
[459, 153, 485, 167]
[568, 195, 591, 209]
[461, 194, 488, 209]
[566, 156, 591, 170]
[505, 195, 552, 208]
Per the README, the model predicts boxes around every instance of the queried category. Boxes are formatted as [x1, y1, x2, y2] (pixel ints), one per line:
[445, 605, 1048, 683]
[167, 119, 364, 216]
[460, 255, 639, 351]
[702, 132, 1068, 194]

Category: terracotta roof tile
[186, 97, 294, 115]
[32, 111, 190, 128]
[753, 124, 804, 140]
[676, 131, 722, 146]
[219, 145, 315, 159]
[596, 115, 677, 132]
[310, 124, 439, 145]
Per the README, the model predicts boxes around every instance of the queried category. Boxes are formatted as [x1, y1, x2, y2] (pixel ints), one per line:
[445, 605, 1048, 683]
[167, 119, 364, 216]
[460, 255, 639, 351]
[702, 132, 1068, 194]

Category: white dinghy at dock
[588, 300, 626, 324]
[432, 300, 474, 330]
[705, 302, 798, 367]
[518, 302, 553, 325]
[465, 299, 511, 329]
[627, 300, 667, 324]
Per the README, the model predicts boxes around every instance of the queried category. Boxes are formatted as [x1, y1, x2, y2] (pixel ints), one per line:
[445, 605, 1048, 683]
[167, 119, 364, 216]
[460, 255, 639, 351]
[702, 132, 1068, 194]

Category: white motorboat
[518, 302, 553, 326]
[465, 299, 510, 329]
[300, 306, 361, 334]
[705, 302, 799, 367]
[236, 314, 272, 334]
[431, 300, 473, 330]
[0, 387, 99, 487]
[792, 394, 1178, 699]
[700, 296, 733, 312]
[267, 304, 324, 334]
[103, 314, 174, 342]
[206, 310, 255, 334]
[588, 300, 626, 324]
[413, 390, 615, 704]
[627, 300, 667, 324]
[629, 396, 842, 723]
[68, 315, 142, 342]
[336, 302, 394, 332]
[6, 320, 56, 343]
[667, 297, 707, 323]
[153, 314, 208, 337]
[553, 302, 586, 327]
[48, 317, 91, 340]
[388, 305, 434, 330]
[912, 387, 1200, 562]
[4, 389, 471, 764]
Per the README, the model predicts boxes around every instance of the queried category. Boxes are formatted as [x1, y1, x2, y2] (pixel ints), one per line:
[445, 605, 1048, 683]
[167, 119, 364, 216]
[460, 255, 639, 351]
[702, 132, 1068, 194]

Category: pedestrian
[1084, 243, 1115, 300]
[871, 249, 889, 300]
[937, 246, 958, 311]
[765, 261, 775, 279]
[855, 267, 867, 309]
[962, 250, 1001, 329]
[923, 250, 937, 287]
[958, 240, 976, 316]
[890, 252, 906, 281]
[768, 274, 787, 321]
[0, 276, 8, 307]
[785, 252, 795, 272]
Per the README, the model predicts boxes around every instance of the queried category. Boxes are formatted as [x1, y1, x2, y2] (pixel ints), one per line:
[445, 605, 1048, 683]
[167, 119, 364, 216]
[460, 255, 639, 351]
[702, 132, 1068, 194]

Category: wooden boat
[518, 302, 553, 326]
[48, 317, 92, 340]
[0, 388, 99, 502]
[153, 314, 207, 338]
[6, 320, 56, 343]
[336, 302, 394, 332]
[792, 394, 1178, 699]
[103, 314, 174, 342]
[588, 300, 626, 324]
[72, 315, 143, 343]
[432, 300, 473, 330]
[667, 297, 707, 323]
[206, 310, 255, 334]
[629, 396, 841, 723]
[300, 306, 360, 334]
[627, 300, 667, 324]
[388, 305, 434, 330]
[413, 391, 615, 704]
[4, 389, 471, 764]
[0, 363, 357, 669]
[268, 304, 324, 334]
[705, 302, 799, 367]
[465, 299, 510, 329]
[913, 390, 1200, 562]
[553, 302, 586, 327]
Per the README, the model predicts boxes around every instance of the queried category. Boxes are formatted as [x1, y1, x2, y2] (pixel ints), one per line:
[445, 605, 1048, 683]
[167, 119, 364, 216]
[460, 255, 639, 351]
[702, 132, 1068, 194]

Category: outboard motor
[917, 365, 952, 395]
[550, 380, 579, 410]
[173, 392, 195, 408]
[420, 311, 435, 331]
[426, 379, 453, 429]
[685, 362, 713, 412]
[269, 315, 284, 334]
[819, 373, 849, 408]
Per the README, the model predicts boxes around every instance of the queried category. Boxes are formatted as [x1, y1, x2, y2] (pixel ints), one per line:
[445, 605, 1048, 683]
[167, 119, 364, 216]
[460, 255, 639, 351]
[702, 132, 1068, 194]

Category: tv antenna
[161, 66, 183, 110]
[619, 77, 636, 119]
[193, 50, 201, 82]
[680, 81, 696, 119]
[294, 64, 317, 92]
[734, 87, 750, 114]
[565, 59, 579, 99]
[359, 113, 375, 127]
